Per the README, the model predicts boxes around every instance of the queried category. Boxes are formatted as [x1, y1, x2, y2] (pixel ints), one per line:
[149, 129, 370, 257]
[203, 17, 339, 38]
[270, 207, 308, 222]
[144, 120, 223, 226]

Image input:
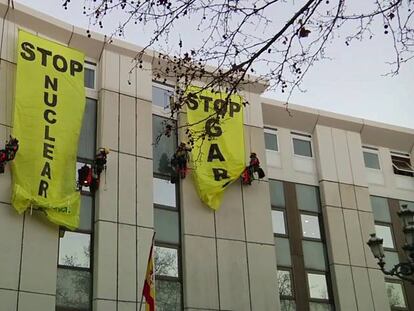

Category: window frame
[391, 153, 414, 177]
[84, 62, 96, 89]
[374, 222, 396, 250]
[272, 209, 288, 237]
[362, 146, 381, 170]
[152, 82, 175, 115]
[306, 271, 331, 302]
[300, 212, 322, 241]
[291, 132, 313, 158]
[385, 279, 408, 310]
[277, 268, 295, 299]
[264, 127, 279, 152]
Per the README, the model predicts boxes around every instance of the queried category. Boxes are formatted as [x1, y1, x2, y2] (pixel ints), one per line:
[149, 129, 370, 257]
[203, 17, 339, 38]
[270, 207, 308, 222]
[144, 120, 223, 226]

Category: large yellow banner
[186, 86, 245, 210]
[12, 30, 85, 230]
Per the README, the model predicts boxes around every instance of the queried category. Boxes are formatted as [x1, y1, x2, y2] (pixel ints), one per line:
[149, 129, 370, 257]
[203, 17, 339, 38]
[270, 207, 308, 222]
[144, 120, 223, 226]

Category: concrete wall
[313, 125, 390, 311]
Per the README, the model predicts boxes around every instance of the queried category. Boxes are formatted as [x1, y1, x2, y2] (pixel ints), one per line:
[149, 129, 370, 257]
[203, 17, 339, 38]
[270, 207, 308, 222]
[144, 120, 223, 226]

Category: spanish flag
[142, 238, 155, 311]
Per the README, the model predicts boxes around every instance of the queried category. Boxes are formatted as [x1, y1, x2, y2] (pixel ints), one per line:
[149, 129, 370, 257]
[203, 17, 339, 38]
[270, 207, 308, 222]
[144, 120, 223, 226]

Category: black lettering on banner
[205, 118, 222, 137]
[186, 93, 198, 110]
[44, 125, 55, 142]
[229, 101, 241, 117]
[43, 143, 55, 160]
[212, 168, 230, 181]
[41, 162, 52, 179]
[200, 95, 213, 112]
[37, 47, 52, 66]
[20, 42, 35, 61]
[44, 92, 57, 107]
[44, 109, 57, 124]
[207, 144, 225, 162]
[44, 76, 58, 91]
[53, 54, 68, 73]
[70, 60, 83, 76]
[38, 179, 49, 198]
[214, 99, 226, 116]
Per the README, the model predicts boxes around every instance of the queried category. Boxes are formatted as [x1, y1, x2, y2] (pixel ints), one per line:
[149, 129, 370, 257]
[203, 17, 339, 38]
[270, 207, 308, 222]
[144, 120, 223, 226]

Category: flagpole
[139, 231, 156, 311]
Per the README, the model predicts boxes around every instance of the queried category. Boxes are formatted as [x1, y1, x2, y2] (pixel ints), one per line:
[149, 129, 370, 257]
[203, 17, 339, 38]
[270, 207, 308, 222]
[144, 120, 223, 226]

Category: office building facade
[0, 1, 413, 310]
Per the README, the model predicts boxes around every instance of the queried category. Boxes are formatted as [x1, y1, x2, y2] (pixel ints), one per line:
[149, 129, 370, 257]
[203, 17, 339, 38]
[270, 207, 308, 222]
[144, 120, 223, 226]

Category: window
[292, 133, 312, 157]
[57, 93, 96, 311]
[265, 128, 278, 151]
[301, 215, 321, 239]
[272, 210, 286, 235]
[153, 85, 174, 109]
[371, 196, 391, 223]
[273, 182, 333, 310]
[153, 177, 177, 208]
[275, 237, 292, 267]
[391, 153, 414, 177]
[277, 270, 293, 297]
[303, 241, 327, 271]
[154, 208, 180, 244]
[155, 246, 179, 278]
[386, 282, 407, 308]
[56, 195, 94, 311]
[307, 273, 329, 299]
[78, 98, 97, 160]
[270, 180, 285, 208]
[84, 67, 95, 89]
[58, 231, 91, 268]
[296, 184, 320, 213]
[152, 109, 182, 311]
[363, 147, 381, 169]
[375, 224, 394, 249]
[153, 115, 177, 175]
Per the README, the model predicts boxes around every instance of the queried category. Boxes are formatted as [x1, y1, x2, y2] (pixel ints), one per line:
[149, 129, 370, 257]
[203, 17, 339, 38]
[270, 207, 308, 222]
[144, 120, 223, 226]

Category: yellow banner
[186, 86, 245, 210]
[12, 30, 85, 230]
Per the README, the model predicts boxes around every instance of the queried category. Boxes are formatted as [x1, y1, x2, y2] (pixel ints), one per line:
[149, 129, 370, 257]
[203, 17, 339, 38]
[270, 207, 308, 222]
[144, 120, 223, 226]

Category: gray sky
[15, 0, 414, 129]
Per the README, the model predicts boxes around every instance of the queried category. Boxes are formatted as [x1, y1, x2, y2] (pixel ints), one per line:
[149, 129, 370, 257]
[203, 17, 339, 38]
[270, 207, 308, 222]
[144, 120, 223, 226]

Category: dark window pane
[309, 303, 333, 311]
[275, 237, 291, 267]
[293, 138, 312, 157]
[154, 208, 179, 244]
[59, 231, 90, 268]
[84, 67, 95, 89]
[79, 195, 93, 232]
[270, 180, 285, 208]
[370, 196, 390, 223]
[384, 251, 399, 272]
[301, 214, 321, 239]
[155, 246, 179, 277]
[155, 280, 181, 311]
[307, 273, 329, 299]
[303, 241, 327, 271]
[56, 268, 91, 311]
[272, 210, 286, 235]
[153, 115, 176, 175]
[153, 177, 176, 207]
[363, 151, 380, 169]
[152, 86, 173, 109]
[277, 270, 293, 296]
[296, 184, 320, 212]
[280, 300, 296, 311]
[78, 98, 97, 160]
[375, 225, 394, 249]
[385, 282, 407, 308]
[265, 132, 278, 151]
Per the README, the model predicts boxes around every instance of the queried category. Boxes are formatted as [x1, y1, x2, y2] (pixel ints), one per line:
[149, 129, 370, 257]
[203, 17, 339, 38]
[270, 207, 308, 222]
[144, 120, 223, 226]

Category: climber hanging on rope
[242, 152, 265, 185]
[0, 136, 19, 174]
[171, 142, 191, 182]
[77, 148, 109, 192]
